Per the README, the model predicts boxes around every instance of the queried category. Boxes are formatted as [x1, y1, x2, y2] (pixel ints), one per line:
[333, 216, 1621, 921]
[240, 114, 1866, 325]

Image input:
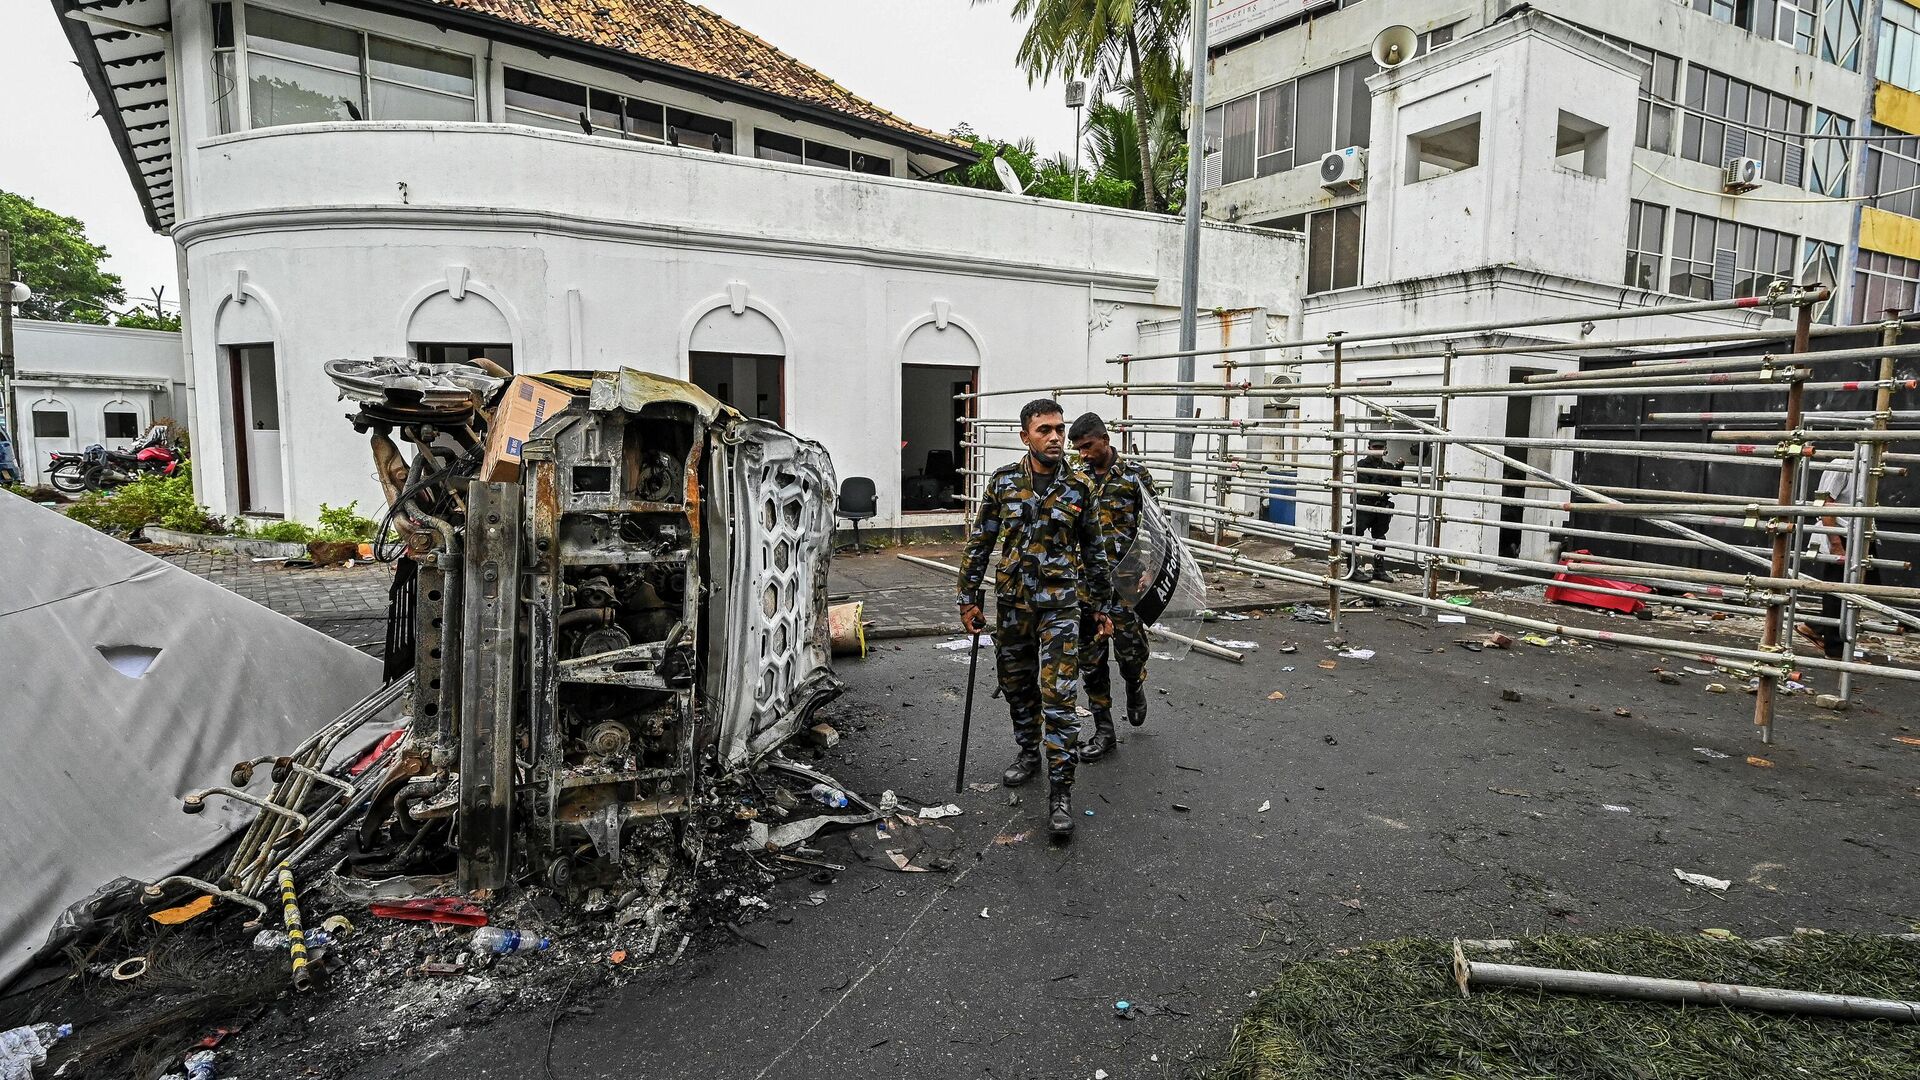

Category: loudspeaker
[1372, 25, 1420, 68]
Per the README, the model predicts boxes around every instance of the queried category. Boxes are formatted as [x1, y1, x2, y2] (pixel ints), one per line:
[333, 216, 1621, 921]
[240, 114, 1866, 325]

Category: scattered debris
[1815, 694, 1848, 711]
[1318, 660, 1339, 670]
[1278, 643, 1299, 654]
[1601, 804, 1633, 814]
[1699, 927, 1740, 942]
[368, 898, 489, 928]
[149, 895, 214, 925]
[1706, 683, 1729, 694]
[916, 804, 963, 819]
[1654, 670, 1682, 685]
[967, 782, 998, 794]
[1673, 869, 1732, 892]
[1895, 736, 1920, 748]
[979, 907, 991, 919]
[1520, 634, 1559, 648]
[993, 830, 1031, 846]
[1337, 648, 1376, 660]
[1437, 614, 1468, 624]
[1267, 691, 1287, 701]
[1172, 803, 1191, 813]
[1490, 788, 1533, 798]
[1337, 899, 1365, 910]
[1207, 638, 1260, 650]
[1258, 801, 1271, 813]
[1613, 707, 1632, 718]
[806, 723, 842, 748]
[1500, 689, 1522, 702]
[1746, 756, 1775, 768]
[1694, 747, 1731, 760]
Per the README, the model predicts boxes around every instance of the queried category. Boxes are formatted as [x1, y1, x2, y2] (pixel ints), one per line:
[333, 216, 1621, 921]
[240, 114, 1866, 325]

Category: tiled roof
[425, 0, 964, 150]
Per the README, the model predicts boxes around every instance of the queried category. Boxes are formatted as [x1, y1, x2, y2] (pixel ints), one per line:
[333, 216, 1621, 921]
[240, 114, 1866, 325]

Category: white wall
[1364, 17, 1642, 285]
[9, 320, 185, 486]
[170, 123, 1302, 527]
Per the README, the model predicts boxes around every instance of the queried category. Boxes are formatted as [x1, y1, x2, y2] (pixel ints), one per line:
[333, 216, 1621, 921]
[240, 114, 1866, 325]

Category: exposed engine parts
[297, 360, 843, 900]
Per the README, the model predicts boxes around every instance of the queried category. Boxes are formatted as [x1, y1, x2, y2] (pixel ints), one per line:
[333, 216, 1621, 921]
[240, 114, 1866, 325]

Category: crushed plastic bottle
[252, 928, 330, 950]
[182, 1049, 216, 1080]
[0, 1022, 72, 1080]
[808, 783, 849, 809]
[471, 926, 551, 955]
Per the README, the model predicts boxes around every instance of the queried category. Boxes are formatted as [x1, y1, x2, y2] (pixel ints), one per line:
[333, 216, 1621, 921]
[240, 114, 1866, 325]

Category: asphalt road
[374, 602, 1920, 1080]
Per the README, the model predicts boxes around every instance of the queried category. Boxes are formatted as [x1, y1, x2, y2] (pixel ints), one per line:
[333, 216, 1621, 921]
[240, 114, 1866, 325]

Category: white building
[56, 0, 1303, 530]
[1194, 8, 1806, 561]
[9, 319, 186, 487]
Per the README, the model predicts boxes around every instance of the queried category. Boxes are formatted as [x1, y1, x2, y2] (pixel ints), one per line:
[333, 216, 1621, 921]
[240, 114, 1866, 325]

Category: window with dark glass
[1854, 250, 1920, 321]
[1625, 201, 1666, 291]
[1204, 53, 1373, 188]
[1866, 125, 1920, 218]
[1667, 210, 1795, 300]
[1808, 110, 1852, 197]
[104, 411, 141, 440]
[1680, 63, 1805, 185]
[667, 107, 735, 154]
[1278, 205, 1364, 294]
[503, 69, 729, 153]
[753, 129, 885, 175]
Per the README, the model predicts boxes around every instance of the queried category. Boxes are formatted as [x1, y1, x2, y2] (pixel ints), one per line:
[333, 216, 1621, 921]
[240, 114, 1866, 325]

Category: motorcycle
[47, 425, 181, 493]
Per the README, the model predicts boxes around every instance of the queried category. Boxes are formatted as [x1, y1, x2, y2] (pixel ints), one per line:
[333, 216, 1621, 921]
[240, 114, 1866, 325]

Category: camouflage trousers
[995, 603, 1080, 788]
[1079, 608, 1149, 714]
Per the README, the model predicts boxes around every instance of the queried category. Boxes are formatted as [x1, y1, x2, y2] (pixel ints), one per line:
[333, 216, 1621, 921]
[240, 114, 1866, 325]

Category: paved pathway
[150, 547, 393, 654]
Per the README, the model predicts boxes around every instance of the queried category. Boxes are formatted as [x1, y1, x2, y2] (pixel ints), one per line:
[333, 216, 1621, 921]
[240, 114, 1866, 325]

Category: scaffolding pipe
[1101, 287, 1830, 366]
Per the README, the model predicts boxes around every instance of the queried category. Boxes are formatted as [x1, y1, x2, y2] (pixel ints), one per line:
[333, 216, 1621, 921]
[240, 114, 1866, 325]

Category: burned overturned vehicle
[322, 359, 846, 896]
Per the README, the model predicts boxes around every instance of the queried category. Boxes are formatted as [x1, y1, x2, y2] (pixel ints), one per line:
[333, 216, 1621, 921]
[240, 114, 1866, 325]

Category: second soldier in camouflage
[958, 398, 1115, 839]
[1068, 412, 1157, 760]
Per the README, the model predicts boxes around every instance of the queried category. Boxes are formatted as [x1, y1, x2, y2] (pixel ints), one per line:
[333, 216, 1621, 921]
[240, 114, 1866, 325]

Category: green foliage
[942, 128, 1137, 208]
[226, 501, 374, 544]
[115, 306, 183, 332]
[0, 190, 126, 323]
[987, 0, 1188, 211]
[247, 520, 316, 543]
[314, 501, 376, 542]
[64, 467, 219, 537]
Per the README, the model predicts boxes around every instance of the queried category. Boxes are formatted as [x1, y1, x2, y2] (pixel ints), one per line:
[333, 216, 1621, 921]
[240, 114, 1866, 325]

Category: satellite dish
[992, 156, 1025, 196]
[1371, 24, 1419, 68]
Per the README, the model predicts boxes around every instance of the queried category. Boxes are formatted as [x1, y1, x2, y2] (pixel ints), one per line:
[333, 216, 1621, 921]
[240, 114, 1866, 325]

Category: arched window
[407, 290, 514, 371]
[102, 399, 144, 447]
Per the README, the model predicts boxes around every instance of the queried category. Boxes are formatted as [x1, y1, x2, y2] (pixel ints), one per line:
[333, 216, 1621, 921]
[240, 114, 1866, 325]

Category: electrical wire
[1631, 158, 1920, 204]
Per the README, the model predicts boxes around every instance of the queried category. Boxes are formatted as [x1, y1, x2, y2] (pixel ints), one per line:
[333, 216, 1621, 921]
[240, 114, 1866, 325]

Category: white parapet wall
[174, 122, 1304, 527]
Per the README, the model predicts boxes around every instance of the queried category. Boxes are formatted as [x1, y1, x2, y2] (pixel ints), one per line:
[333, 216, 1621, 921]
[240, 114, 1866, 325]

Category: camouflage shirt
[957, 455, 1115, 613]
[1085, 455, 1158, 569]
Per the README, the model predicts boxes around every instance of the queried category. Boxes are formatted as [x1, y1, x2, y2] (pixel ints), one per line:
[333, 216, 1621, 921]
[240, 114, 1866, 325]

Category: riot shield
[1114, 490, 1209, 660]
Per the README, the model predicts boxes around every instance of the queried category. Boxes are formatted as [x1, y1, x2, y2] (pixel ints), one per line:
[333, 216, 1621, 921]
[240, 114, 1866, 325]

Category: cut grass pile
[1212, 930, 1920, 1079]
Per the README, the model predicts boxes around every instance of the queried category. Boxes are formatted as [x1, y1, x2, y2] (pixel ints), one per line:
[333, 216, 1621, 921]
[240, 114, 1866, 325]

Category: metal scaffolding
[959, 286, 1920, 744]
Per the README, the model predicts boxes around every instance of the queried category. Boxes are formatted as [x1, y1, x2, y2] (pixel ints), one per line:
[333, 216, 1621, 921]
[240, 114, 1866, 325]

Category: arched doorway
[899, 316, 979, 513]
[686, 303, 786, 423]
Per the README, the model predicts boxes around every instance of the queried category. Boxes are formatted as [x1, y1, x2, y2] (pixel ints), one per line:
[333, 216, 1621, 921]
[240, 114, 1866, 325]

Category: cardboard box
[482, 376, 575, 482]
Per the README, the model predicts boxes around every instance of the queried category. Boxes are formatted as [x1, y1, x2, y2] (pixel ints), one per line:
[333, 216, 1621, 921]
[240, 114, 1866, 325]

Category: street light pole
[1172, 0, 1209, 514]
[2, 230, 17, 457]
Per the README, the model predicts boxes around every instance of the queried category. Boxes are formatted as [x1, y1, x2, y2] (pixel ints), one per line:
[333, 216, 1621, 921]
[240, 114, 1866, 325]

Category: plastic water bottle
[0, 1022, 72, 1080]
[808, 783, 849, 808]
[252, 928, 330, 950]
[471, 926, 550, 955]
[182, 1049, 217, 1080]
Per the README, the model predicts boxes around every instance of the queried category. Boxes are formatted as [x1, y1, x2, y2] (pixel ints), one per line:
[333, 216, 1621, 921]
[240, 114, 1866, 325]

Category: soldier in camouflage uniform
[958, 398, 1115, 839]
[1068, 413, 1157, 761]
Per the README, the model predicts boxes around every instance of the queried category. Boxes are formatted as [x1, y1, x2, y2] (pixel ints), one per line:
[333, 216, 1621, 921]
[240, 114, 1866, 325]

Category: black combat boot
[1049, 787, 1074, 838]
[1080, 710, 1117, 761]
[1125, 681, 1148, 727]
[1003, 748, 1041, 787]
[1370, 562, 1396, 583]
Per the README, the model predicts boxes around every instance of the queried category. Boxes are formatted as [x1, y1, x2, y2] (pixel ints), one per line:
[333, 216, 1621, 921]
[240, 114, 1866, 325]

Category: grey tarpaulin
[0, 493, 384, 985]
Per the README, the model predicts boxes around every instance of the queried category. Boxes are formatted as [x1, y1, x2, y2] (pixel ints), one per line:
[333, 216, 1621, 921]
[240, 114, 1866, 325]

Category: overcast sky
[0, 1, 1074, 308]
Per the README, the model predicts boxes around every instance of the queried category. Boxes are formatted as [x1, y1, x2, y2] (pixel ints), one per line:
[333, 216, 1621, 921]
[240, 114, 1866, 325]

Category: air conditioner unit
[1320, 146, 1368, 191]
[1723, 157, 1762, 193]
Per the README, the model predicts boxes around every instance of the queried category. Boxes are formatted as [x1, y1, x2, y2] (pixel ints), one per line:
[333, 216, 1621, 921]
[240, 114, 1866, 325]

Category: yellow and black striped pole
[276, 861, 313, 992]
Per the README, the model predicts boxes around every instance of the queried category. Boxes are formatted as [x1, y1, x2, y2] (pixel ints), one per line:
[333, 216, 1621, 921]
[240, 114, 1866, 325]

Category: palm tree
[988, 0, 1187, 212]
